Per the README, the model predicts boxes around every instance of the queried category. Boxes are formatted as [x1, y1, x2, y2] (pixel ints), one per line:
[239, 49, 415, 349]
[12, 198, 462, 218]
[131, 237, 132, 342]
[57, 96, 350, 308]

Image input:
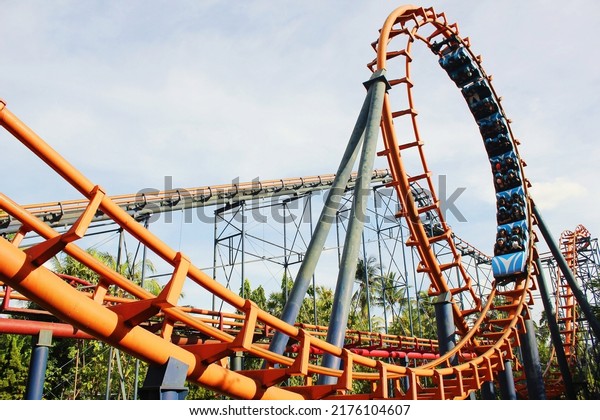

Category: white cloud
[531, 178, 587, 210]
[2, 0, 599, 308]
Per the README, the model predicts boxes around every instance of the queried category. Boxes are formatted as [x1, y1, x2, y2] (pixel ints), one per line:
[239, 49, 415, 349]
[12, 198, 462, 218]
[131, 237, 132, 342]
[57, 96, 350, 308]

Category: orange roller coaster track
[543, 225, 592, 397]
[0, 5, 587, 399]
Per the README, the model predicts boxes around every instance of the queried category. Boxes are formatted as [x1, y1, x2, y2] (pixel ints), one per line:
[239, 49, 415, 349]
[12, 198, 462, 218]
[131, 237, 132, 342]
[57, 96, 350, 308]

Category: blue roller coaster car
[492, 220, 528, 278]
[492, 251, 527, 278]
[490, 150, 519, 173]
[448, 62, 481, 88]
[496, 185, 525, 204]
[439, 47, 471, 71]
[484, 133, 512, 156]
[469, 97, 499, 120]
[478, 113, 508, 139]
[496, 186, 527, 224]
[430, 35, 460, 55]
[494, 220, 527, 254]
[494, 168, 522, 192]
[461, 80, 492, 104]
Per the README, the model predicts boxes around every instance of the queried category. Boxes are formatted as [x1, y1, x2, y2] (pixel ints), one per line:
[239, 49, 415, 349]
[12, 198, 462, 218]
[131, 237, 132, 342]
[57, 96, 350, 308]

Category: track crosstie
[0, 5, 572, 399]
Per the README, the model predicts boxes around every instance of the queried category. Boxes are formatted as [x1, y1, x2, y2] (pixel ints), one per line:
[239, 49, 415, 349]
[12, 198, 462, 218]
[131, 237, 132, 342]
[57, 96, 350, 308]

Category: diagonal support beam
[533, 203, 600, 341]
[267, 79, 375, 357]
[24, 186, 105, 266]
[319, 69, 389, 383]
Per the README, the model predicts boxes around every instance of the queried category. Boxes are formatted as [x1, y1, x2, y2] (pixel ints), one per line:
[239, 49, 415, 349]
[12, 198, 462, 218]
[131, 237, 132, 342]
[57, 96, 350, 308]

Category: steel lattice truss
[1, 5, 599, 400]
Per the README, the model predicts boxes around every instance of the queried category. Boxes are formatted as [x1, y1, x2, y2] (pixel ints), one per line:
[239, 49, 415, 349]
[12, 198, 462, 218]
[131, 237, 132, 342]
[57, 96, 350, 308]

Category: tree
[39, 247, 160, 399]
[0, 334, 30, 399]
[348, 257, 379, 331]
[51, 248, 159, 295]
[388, 291, 437, 339]
[373, 271, 409, 332]
[351, 257, 378, 318]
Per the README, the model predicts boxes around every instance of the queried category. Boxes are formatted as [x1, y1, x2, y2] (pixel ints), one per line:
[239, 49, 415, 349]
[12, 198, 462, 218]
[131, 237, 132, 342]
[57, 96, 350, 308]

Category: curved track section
[543, 225, 590, 397]
[368, 5, 538, 395]
[0, 5, 542, 399]
[556, 225, 589, 363]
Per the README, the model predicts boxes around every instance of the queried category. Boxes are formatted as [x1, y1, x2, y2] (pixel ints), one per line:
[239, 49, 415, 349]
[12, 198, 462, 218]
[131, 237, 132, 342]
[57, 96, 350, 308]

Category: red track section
[0, 5, 558, 399]
[543, 225, 591, 397]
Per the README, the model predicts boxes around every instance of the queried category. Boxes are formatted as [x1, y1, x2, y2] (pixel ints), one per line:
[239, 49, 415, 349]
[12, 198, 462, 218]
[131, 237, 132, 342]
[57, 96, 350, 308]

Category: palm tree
[388, 291, 436, 339]
[349, 256, 379, 331]
[48, 247, 163, 400]
[373, 271, 408, 333]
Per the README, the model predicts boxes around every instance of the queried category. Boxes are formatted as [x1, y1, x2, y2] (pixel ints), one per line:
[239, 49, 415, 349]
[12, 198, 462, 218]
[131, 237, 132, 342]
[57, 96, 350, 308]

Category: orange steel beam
[557, 224, 589, 360]
[368, 4, 538, 396]
[374, 6, 481, 339]
[1, 279, 441, 359]
[0, 78, 512, 399]
[0, 4, 545, 399]
[542, 224, 590, 397]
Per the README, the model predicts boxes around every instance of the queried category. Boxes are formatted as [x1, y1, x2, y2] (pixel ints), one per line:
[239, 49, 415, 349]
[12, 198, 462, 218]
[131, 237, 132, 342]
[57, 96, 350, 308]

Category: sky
[1, 0, 599, 307]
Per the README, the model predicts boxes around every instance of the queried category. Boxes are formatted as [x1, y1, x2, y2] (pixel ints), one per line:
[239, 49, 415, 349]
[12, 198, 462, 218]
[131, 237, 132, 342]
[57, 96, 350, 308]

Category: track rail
[556, 225, 589, 362]
[0, 5, 546, 399]
[543, 224, 590, 397]
[0, 170, 392, 236]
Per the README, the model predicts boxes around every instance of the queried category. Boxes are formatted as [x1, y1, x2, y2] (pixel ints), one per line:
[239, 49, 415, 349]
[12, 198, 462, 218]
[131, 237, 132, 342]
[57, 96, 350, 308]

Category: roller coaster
[1, 4, 599, 400]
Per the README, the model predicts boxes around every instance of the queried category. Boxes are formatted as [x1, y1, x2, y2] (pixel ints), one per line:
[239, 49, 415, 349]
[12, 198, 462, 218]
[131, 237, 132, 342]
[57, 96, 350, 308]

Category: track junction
[1, 4, 599, 400]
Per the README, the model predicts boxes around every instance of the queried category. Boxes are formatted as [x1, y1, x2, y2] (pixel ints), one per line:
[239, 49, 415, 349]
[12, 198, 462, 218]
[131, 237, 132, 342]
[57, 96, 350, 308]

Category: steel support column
[230, 352, 243, 372]
[534, 258, 575, 399]
[498, 360, 517, 400]
[519, 318, 546, 399]
[105, 228, 124, 400]
[481, 381, 496, 400]
[320, 70, 389, 383]
[267, 75, 374, 356]
[533, 204, 600, 341]
[361, 232, 373, 332]
[433, 291, 456, 366]
[24, 330, 53, 400]
[139, 356, 189, 400]
[400, 355, 410, 393]
[134, 217, 150, 400]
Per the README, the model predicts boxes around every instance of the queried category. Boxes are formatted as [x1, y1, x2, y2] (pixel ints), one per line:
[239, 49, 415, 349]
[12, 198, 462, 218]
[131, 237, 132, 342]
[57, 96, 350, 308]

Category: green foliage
[0, 334, 30, 399]
[387, 291, 436, 339]
[186, 382, 218, 399]
[51, 248, 158, 294]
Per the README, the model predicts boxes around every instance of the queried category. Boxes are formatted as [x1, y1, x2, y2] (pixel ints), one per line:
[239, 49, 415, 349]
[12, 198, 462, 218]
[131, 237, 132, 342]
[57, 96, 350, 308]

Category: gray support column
[433, 291, 457, 366]
[519, 318, 546, 399]
[139, 357, 189, 400]
[319, 70, 389, 384]
[212, 209, 219, 312]
[361, 232, 373, 332]
[308, 194, 318, 326]
[25, 330, 53, 400]
[533, 204, 600, 341]
[267, 78, 374, 357]
[400, 355, 410, 392]
[106, 228, 124, 400]
[498, 360, 517, 400]
[134, 217, 150, 400]
[400, 224, 415, 336]
[373, 189, 388, 334]
[534, 258, 576, 399]
[230, 352, 243, 371]
[481, 381, 496, 400]
[241, 201, 246, 300]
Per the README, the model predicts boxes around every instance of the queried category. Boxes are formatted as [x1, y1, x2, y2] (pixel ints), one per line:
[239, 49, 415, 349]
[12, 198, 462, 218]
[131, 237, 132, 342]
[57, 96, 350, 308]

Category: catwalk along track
[0, 5, 595, 399]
